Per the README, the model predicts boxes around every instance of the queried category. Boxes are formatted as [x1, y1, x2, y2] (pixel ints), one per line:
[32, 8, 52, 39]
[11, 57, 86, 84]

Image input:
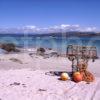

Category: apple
[60, 73, 69, 81]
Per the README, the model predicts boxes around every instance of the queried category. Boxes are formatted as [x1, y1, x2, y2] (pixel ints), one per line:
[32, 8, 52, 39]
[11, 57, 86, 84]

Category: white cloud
[85, 27, 96, 32]
[61, 24, 70, 28]
[21, 24, 97, 33]
[79, 26, 97, 32]
[0, 24, 98, 33]
[24, 25, 36, 29]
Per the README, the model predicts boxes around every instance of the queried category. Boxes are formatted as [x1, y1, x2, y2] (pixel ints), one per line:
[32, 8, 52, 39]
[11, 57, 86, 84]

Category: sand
[0, 52, 99, 100]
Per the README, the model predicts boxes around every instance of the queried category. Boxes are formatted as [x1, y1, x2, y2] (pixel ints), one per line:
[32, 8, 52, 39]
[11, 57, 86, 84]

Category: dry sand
[0, 53, 99, 100]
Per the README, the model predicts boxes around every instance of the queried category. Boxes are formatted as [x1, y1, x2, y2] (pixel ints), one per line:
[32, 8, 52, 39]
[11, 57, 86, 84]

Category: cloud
[78, 26, 97, 32]
[84, 27, 96, 32]
[23, 25, 36, 29]
[48, 24, 81, 32]
[60, 24, 79, 29]
[0, 24, 97, 33]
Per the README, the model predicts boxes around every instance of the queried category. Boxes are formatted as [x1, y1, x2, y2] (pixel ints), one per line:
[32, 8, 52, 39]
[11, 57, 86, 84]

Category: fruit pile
[60, 72, 82, 82]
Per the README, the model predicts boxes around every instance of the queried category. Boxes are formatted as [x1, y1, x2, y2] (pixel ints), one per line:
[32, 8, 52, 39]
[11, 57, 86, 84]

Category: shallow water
[0, 34, 100, 56]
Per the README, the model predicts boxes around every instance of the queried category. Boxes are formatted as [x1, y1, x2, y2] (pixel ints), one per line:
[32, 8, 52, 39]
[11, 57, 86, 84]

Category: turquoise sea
[0, 34, 100, 56]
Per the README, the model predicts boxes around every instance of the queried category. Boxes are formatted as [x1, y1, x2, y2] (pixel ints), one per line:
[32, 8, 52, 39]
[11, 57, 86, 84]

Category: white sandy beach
[0, 0, 100, 99]
[0, 52, 99, 100]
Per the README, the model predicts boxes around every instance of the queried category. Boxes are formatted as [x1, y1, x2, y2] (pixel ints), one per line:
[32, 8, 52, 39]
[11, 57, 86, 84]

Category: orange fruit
[73, 72, 82, 82]
[73, 72, 80, 76]
[61, 73, 69, 81]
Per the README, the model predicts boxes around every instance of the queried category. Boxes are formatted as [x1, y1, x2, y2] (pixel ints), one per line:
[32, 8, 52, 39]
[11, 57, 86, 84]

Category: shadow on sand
[45, 71, 73, 80]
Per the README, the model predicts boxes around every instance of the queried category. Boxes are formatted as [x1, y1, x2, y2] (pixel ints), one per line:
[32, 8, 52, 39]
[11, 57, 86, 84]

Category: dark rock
[9, 58, 23, 64]
[37, 47, 45, 56]
[49, 52, 59, 57]
[10, 82, 20, 86]
[38, 89, 47, 91]
[1, 43, 20, 52]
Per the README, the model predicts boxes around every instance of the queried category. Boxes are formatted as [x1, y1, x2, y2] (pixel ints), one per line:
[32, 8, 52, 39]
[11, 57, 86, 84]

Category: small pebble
[38, 89, 47, 91]
[10, 82, 20, 86]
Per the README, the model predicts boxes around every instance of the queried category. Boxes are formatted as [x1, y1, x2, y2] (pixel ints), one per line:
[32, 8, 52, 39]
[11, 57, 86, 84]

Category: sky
[0, 0, 100, 29]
